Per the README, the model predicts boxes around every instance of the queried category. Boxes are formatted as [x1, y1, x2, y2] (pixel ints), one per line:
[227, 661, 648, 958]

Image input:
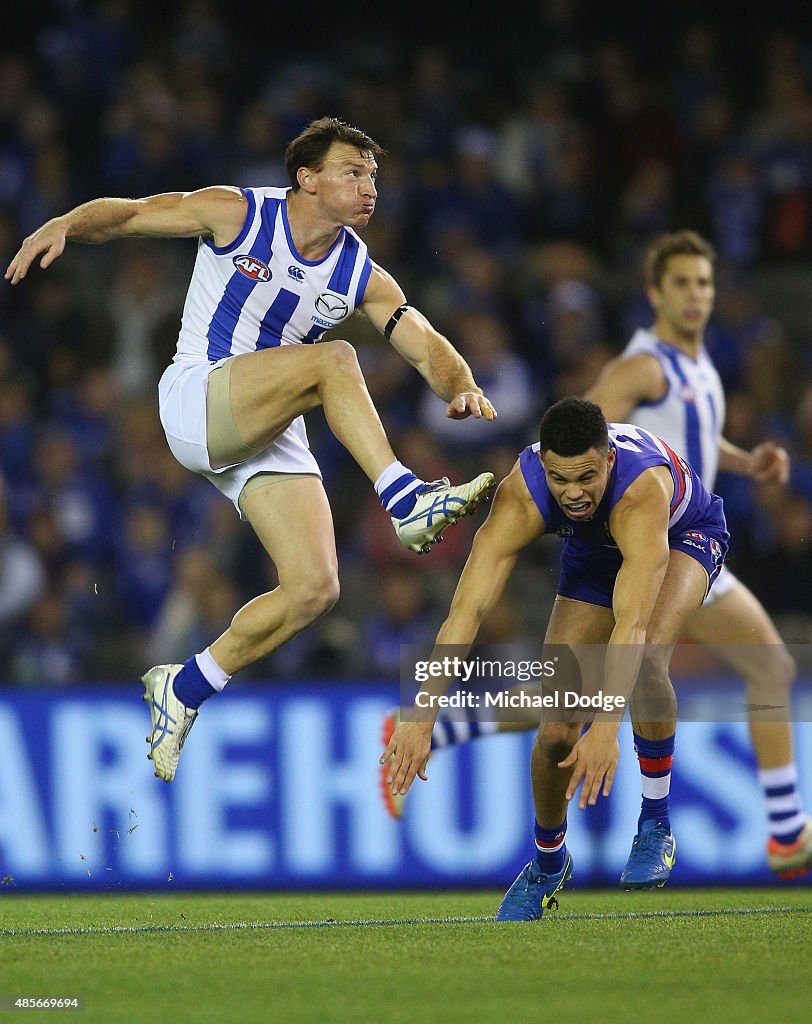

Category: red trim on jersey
[657, 436, 688, 514]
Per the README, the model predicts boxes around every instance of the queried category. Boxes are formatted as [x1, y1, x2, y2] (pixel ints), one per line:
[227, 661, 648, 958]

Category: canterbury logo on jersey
[233, 255, 271, 281]
[288, 265, 305, 282]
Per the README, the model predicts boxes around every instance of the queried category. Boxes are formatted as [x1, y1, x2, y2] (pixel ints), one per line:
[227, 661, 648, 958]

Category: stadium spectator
[0, 470, 46, 662]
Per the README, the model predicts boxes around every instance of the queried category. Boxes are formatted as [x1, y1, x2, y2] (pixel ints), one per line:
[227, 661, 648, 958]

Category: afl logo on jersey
[315, 292, 349, 320]
[233, 255, 271, 281]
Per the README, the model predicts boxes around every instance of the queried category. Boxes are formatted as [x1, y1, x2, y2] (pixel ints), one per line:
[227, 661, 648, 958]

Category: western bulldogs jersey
[174, 187, 372, 363]
[621, 329, 725, 490]
[519, 423, 723, 548]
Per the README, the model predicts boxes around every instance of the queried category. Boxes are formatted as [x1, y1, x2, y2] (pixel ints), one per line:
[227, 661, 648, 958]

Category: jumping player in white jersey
[380, 230, 811, 879]
[6, 117, 497, 783]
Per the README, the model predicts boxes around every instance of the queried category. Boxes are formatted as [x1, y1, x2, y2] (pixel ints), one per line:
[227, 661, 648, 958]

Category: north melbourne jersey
[174, 187, 372, 364]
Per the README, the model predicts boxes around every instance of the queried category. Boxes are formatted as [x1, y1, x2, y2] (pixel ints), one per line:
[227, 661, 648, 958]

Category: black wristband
[383, 303, 411, 340]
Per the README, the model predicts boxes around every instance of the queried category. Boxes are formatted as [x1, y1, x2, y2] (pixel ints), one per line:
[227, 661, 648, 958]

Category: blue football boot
[620, 820, 676, 890]
[495, 851, 573, 922]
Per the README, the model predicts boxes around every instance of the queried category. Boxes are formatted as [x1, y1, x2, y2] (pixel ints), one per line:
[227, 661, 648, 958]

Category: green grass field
[1, 889, 810, 1023]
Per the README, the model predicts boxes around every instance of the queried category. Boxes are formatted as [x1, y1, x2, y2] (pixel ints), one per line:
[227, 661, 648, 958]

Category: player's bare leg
[532, 597, 615, 824]
[226, 340, 396, 480]
[209, 476, 339, 674]
[225, 341, 495, 551]
[496, 598, 612, 921]
[142, 476, 338, 781]
[616, 551, 707, 888]
[687, 583, 811, 876]
[688, 583, 795, 767]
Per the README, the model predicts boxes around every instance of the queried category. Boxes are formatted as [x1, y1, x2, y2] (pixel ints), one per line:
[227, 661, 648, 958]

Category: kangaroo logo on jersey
[315, 292, 349, 320]
[233, 255, 271, 282]
[288, 265, 305, 282]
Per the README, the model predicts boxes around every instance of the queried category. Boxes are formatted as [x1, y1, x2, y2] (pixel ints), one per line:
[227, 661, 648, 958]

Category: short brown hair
[284, 116, 385, 190]
[644, 230, 716, 289]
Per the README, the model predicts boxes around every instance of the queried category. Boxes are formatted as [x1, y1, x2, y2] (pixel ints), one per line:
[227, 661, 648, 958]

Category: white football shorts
[701, 563, 737, 606]
[157, 357, 321, 515]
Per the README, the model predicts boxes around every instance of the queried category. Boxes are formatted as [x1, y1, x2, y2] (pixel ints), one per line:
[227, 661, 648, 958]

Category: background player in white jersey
[6, 116, 497, 784]
[380, 229, 811, 879]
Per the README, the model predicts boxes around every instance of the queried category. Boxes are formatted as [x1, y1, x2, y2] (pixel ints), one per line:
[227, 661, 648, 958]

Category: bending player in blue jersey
[6, 116, 497, 783]
[381, 230, 811, 879]
[381, 397, 729, 919]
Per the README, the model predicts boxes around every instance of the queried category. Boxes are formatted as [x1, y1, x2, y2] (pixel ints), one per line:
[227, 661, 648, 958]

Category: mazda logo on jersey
[315, 292, 349, 320]
[233, 255, 271, 281]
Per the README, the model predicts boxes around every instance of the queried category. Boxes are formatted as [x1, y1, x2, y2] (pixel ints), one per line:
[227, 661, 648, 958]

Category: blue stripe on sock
[379, 472, 417, 508]
[770, 809, 802, 822]
[387, 479, 422, 519]
[773, 823, 804, 844]
[764, 783, 797, 799]
[172, 656, 217, 710]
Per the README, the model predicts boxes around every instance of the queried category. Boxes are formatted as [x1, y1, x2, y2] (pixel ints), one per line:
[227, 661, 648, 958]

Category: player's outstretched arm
[359, 262, 497, 421]
[583, 353, 666, 422]
[380, 463, 544, 797]
[718, 436, 790, 485]
[5, 187, 247, 285]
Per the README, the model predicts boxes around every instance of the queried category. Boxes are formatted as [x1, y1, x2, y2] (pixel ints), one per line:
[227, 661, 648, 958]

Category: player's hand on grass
[559, 722, 619, 811]
[446, 392, 497, 421]
[5, 218, 68, 285]
[379, 720, 433, 797]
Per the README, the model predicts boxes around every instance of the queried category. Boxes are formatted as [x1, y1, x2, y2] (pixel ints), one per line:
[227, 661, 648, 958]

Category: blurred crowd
[1, 1, 812, 684]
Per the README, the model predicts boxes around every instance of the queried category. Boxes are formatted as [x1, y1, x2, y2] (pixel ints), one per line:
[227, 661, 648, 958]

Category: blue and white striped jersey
[174, 187, 373, 363]
[620, 328, 726, 490]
